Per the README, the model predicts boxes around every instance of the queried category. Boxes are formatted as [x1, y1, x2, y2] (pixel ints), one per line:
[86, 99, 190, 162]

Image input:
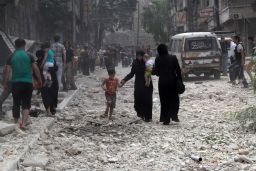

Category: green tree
[38, 0, 70, 40]
[91, 0, 137, 48]
[142, 0, 170, 43]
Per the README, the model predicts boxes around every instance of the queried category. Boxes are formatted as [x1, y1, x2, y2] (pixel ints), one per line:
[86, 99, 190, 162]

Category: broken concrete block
[22, 154, 49, 168]
[0, 155, 3, 162]
[0, 121, 16, 136]
[23, 167, 33, 171]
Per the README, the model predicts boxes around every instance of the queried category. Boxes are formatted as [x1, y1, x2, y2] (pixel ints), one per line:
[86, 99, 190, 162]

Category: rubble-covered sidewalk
[2, 67, 256, 171]
[0, 84, 79, 171]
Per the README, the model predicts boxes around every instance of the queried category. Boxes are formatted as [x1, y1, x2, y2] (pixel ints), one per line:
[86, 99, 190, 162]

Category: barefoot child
[101, 69, 119, 120]
[143, 54, 154, 87]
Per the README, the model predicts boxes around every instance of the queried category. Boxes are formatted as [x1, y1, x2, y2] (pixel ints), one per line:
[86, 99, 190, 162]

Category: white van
[169, 32, 222, 79]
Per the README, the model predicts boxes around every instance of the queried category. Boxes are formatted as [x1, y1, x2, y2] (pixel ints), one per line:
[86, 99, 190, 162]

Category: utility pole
[214, 0, 221, 30]
[72, 0, 76, 45]
[136, 1, 140, 47]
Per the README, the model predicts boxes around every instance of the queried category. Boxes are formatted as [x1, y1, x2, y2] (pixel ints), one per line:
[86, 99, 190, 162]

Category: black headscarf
[157, 44, 168, 56]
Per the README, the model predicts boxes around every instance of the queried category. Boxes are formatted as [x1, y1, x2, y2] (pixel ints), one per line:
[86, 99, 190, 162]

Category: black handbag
[176, 78, 185, 94]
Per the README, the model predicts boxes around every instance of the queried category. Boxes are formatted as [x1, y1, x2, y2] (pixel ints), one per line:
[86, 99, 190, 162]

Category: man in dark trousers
[230, 36, 248, 88]
[65, 41, 77, 90]
[220, 36, 228, 76]
[104, 48, 115, 72]
[80, 46, 90, 76]
[153, 44, 182, 125]
[89, 46, 97, 73]
[3, 38, 42, 129]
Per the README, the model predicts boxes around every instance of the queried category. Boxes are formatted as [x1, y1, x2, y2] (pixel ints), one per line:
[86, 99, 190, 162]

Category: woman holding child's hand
[121, 50, 153, 122]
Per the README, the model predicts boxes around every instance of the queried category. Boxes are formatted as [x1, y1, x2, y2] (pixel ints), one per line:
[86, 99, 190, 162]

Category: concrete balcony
[220, 4, 256, 24]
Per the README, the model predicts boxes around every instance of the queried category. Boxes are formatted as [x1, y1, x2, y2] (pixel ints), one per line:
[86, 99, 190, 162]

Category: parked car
[169, 32, 222, 79]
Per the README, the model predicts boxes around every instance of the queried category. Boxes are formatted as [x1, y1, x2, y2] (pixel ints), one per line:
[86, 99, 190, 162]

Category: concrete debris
[2, 68, 255, 171]
[0, 121, 16, 136]
[22, 154, 49, 168]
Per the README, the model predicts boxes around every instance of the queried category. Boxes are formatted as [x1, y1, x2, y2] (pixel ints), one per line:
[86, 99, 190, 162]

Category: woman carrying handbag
[153, 44, 185, 125]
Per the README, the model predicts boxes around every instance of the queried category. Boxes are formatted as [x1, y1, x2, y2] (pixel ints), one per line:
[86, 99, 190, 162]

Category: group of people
[101, 44, 183, 125]
[220, 35, 256, 88]
[79, 45, 97, 76]
[0, 35, 78, 129]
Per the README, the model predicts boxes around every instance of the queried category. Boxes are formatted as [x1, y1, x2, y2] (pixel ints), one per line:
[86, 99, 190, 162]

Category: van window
[171, 39, 182, 52]
[177, 40, 182, 52]
[185, 37, 218, 51]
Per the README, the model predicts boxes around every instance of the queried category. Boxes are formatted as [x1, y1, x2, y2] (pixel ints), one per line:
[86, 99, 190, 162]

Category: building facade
[219, 0, 256, 38]
[0, 0, 40, 41]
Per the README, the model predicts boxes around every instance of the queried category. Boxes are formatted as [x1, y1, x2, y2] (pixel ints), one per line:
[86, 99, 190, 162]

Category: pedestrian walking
[153, 44, 183, 125]
[244, 37, 255, 82]
[3, 38, 42, 129]
[51, 35, 66, 90]
[65, 41, 77, 90]
[101, 69, 119, 120]
[120, 50, 153, 122]
[230, 36, 248, 88]
[229, 39, 237, 82]
[89, 46, 97, 73]
[220, 36, 228, 76]
[36, 43, 59, 116]
[80, 46, 90, 76]
[104, 48, 115, 72]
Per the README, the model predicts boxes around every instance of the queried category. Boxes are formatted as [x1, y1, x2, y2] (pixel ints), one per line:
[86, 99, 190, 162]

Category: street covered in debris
[11, 67, 255, 171]
[1, 0, 256, 171]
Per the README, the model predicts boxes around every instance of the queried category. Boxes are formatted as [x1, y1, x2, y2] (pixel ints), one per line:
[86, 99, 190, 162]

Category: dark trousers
[81, 60, 90, 76]
[159, 84, 180, 123]
[134, 86, 153, 121]
[62, 66, 67, 90]
[89, 58, 96, 73]
[12, 82, 33, 119]
[66, 62, 76, 89]
[229, 61, 248, 86]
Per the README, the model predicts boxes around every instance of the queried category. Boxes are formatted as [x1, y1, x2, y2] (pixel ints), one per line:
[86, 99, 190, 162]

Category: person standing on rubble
[3, 38, 42, 129]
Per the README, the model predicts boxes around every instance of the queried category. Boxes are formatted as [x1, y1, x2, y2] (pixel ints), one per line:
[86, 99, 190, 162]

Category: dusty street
[21, 66, 256, 171]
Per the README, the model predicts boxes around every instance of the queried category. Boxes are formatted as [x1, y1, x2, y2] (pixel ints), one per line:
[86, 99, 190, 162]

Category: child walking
[101, 69, 119, 120]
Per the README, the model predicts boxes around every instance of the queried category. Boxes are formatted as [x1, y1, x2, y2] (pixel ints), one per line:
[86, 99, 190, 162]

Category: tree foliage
[142, 0, 170, 43]
[39, 0, 70, 32]
[38, 0, 137, 46]
[92, 0, 137, 32]
[91, 0, 137, 48]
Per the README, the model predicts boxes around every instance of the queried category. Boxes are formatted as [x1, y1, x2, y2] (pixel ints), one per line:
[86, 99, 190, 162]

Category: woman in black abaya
[36, 43, 59, 115]
[153, 44, 182, 125]
[120, 50, 153, 122]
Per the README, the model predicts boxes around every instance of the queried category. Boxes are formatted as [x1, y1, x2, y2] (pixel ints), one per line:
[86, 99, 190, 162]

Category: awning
[0, 30, 15, 66]
[9, 36, 38, 52]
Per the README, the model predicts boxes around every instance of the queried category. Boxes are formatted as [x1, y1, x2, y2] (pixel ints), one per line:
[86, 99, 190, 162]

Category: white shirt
[229, 41, 236, 58]
[146, 59, 154, 69]
[236, 44, 243, 53]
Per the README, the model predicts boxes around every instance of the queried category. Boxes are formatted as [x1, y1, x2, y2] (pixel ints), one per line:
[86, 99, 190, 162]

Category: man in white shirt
[229, 40, 236, 63]
[51, 35, 66, 90]
[231, 36, 248, 88]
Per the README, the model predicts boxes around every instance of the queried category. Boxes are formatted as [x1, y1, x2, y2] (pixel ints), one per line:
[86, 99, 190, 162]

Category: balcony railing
[220, 4, 256, 24]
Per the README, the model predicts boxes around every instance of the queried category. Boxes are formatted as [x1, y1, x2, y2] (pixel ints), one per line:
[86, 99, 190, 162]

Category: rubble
[234, 155, 253, 164]
[0, 121, 16, 136]
[22, 154, 49, 168]
[18, 69, 256, 170]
